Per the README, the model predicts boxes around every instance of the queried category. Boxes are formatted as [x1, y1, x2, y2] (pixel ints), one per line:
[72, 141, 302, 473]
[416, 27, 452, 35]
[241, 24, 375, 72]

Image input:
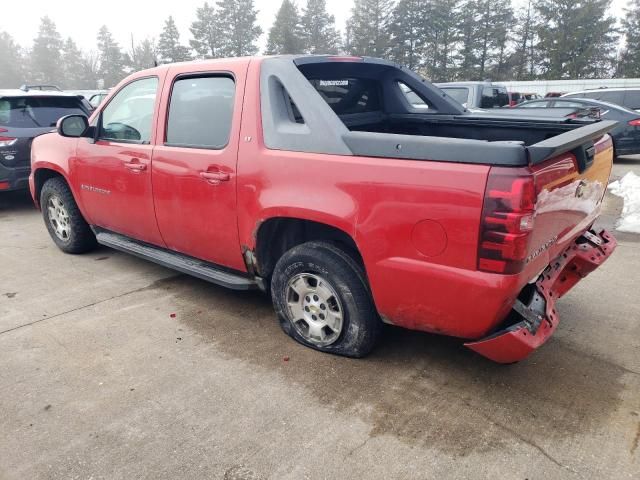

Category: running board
[95, 230, 257, 290]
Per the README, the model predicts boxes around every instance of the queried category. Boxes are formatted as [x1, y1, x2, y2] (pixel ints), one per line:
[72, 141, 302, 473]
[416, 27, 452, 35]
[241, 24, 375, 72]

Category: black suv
[0, 90, 90, 191]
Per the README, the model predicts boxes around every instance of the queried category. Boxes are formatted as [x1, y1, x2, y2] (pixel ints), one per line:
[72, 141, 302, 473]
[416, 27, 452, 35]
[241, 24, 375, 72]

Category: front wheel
[271, 241, 381, 358]
[40, 177, 97, 254]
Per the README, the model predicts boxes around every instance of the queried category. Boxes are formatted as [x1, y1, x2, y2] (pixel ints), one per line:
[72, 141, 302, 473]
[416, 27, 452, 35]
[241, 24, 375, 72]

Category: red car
[29, 56, 617, 363]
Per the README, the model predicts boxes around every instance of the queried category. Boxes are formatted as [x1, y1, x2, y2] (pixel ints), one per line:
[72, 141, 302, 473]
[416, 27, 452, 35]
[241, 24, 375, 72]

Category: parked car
[506, 91, 522, 106]
[67, 90, 109, 110]
[435, 81, 510, 109]
[562, 87, 640, 112]
[0, 90, 91, 191]
[514, 97, 640, 156]
[19, 84, 62, 92]
[522, 92, 542, 101]
[89, 91, 109, 108]
[29, 56, 617, 363]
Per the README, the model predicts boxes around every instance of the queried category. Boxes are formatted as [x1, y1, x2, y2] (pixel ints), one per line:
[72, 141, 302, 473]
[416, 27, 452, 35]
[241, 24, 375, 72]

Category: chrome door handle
[123, 159, 147, 172]
[200, 171, 230, 184]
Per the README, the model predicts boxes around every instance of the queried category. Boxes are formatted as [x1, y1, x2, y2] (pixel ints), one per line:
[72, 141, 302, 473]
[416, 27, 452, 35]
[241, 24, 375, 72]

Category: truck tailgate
[523, 133, 614, 279]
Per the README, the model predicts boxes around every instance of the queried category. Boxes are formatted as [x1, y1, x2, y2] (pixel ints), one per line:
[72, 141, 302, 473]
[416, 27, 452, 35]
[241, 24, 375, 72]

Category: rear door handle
[200, 171, 230, 184]
[123, 158, 147, 172]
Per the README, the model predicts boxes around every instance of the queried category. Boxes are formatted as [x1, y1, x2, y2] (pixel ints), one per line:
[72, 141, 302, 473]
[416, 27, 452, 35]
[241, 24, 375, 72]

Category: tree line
[1, 0, 638, 90]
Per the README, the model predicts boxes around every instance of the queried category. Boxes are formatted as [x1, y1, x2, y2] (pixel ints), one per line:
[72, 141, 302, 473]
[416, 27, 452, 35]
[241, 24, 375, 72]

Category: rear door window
[166, 75, 235, 148]
[0, 96, 87, 128]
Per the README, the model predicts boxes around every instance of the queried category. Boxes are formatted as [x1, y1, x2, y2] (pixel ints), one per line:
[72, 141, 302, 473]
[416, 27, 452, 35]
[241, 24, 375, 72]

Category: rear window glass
[623, 90, 640, 110]
[166, 76, 235, 148]
[0, 96, 86, 128]
[398, 81, 430, 109]
[585, 90, 625, 105]
[440, 87, 469, 106]
[481, 87, 509, 108]
[305, 78, 380, 115]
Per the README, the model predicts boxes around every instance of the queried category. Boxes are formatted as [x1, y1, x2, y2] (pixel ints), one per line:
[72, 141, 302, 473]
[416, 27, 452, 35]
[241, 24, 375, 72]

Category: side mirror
[57, 114, 89, 138]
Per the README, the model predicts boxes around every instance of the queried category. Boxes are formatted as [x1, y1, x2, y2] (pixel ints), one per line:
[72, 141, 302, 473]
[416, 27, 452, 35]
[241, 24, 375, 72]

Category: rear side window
[305, 78, 380, 115]
[481, 87, 503, 108]
[0, 96, 87, 128]
[398, 81, 430, 109]
[440, 87, 469, 106]
[166, 75, 235, 148]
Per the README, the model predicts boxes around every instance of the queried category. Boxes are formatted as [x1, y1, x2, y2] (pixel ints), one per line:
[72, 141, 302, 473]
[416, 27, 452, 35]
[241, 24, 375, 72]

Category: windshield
[0, 96, 87, 128]
[440, 87, 469, 107]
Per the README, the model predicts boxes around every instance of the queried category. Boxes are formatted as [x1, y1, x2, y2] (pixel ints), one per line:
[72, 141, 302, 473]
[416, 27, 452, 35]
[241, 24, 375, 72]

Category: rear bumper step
[465, 229, 617, 363]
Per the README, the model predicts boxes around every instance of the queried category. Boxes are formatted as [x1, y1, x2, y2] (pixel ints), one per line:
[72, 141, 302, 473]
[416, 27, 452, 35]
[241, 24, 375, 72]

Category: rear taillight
[478, 168, 537, 274]
[628, 119, 640, 126]
[0, 128, 16, 147]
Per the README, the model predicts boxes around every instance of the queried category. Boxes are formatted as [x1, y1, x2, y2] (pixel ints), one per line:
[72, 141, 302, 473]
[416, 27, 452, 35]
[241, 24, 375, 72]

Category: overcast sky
[1, 0, 631, 53]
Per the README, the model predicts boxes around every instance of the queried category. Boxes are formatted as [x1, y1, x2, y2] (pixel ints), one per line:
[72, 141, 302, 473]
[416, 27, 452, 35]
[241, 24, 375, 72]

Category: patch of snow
[607, 172, 640, 234]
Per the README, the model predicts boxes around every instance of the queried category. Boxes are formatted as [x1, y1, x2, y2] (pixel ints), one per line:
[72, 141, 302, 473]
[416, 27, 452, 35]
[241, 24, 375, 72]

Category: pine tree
[129, 38, 158, 70]
[536, 0, 618, 79]
[0, 32, 26, 88]
[301, 0, 341, 54]
[61, 38, 86, 89]
[389, 0, 427, 70]
[30, 16, 64, 85]
[345, 0, 394, 57]
[430, 0, 460, 81]
[510, 0, 539, 80]
[79, 51, 101, 89]
[618, 0, 640, 77]
[457, 0, 513, 80]
[216, 0, 262, 57]
[190, 2, 221, 58]
[97, 26, 126, 88]
[266, 0, 304, 54]
[158, 16, 192, 64]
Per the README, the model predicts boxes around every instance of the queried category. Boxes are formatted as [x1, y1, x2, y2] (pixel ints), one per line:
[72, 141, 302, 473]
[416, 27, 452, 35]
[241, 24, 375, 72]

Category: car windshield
[0, 96, 86, 128]
[439, 87, 469, 106]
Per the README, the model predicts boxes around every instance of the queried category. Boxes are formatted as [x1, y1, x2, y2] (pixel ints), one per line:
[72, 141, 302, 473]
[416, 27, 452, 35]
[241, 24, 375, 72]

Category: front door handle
[200, 171, 230, 185]
[123, 158, 147, 172]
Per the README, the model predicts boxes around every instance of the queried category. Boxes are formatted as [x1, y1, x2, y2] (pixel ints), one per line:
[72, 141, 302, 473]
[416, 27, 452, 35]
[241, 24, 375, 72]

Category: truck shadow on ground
[0, 190, 36, 215]
[149, 274, 636, 460]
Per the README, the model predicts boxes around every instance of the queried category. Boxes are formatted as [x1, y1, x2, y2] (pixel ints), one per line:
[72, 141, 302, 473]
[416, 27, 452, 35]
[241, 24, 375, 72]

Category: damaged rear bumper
[465, 229, 617, 364]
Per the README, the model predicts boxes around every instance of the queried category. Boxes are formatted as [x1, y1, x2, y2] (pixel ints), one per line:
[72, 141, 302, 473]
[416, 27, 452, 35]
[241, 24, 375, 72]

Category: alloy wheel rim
[285, 273, 344, 347]
[47, 195, 71, 242]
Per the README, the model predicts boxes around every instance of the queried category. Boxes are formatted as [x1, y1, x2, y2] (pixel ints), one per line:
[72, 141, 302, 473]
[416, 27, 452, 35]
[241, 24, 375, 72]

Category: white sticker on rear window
[319, 80, 349, 86]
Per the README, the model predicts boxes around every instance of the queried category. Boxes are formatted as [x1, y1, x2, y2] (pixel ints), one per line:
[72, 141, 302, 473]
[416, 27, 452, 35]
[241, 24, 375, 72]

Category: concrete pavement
[0, 160, 639, 479]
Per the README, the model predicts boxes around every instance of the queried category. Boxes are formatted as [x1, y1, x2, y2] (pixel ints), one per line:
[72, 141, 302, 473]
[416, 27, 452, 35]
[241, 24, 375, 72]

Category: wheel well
[34, 169, 65, 203]
[254, 218, 363, 279]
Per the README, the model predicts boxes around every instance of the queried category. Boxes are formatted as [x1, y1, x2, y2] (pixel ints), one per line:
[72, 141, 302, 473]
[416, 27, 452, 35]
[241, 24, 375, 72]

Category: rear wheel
[40, 177, 96, 254]
[271, 241, 381, 357]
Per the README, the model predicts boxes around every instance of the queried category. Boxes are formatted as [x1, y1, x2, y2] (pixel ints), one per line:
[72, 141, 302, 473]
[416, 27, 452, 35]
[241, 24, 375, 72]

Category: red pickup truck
[29, 56, 617, 363]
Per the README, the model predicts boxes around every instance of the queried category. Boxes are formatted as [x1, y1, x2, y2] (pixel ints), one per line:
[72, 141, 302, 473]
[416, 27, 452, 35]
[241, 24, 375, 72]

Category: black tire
[271, 241, 381, 358]
[40, 177, 97, 254]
